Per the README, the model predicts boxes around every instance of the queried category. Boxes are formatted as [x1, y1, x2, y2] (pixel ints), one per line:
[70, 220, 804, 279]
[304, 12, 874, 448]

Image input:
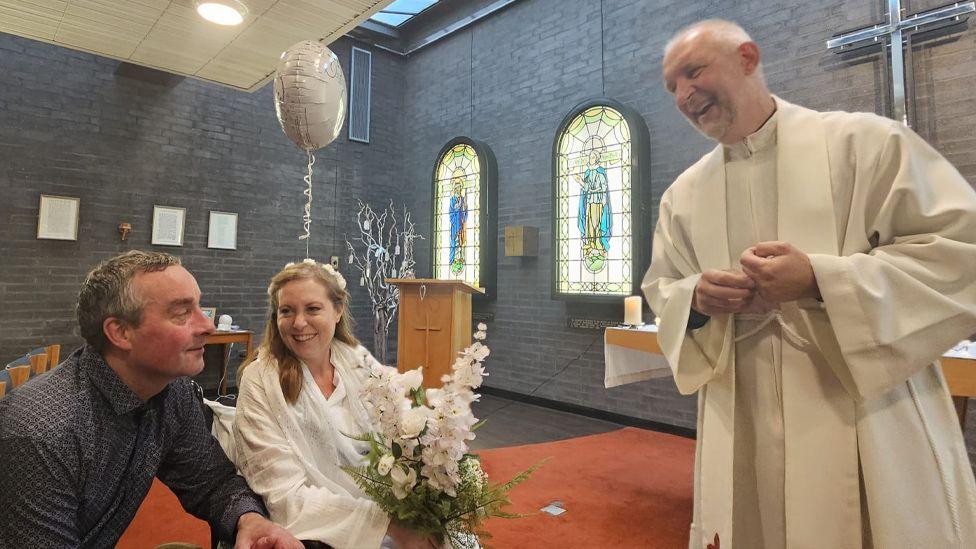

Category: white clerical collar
[725, 108, 779, 160]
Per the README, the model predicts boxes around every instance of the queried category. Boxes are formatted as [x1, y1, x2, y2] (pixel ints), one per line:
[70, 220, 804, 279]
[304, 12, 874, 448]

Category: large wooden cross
[826, 0, 974, 126]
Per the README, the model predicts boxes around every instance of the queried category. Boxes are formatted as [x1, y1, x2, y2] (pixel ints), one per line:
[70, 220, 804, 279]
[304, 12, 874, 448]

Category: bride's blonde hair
[240, 259, 358, 404]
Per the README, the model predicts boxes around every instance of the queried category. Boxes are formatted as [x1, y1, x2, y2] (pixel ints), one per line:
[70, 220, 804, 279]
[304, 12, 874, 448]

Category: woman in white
[233, 259, 436, 549]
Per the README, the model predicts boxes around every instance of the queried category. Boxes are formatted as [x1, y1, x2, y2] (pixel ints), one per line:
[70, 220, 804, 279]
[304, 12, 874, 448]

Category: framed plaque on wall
[151, 205, 186, 246]
[207, 211, 238, 250]
[37, 194, 80, 241]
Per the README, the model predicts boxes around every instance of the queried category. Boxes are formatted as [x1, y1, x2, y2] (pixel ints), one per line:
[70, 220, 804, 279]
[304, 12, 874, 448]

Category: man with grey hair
[644, 19, 976, 549]
[0, 251, 304, 549]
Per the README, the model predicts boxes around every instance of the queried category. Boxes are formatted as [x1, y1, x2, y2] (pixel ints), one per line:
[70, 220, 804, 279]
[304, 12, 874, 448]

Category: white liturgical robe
[233, 341, 393, 549]
[643, 97, 976, 549]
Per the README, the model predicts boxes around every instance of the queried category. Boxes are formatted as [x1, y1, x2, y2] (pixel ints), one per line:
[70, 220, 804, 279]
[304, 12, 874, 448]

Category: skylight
[370, 0, 438, 27]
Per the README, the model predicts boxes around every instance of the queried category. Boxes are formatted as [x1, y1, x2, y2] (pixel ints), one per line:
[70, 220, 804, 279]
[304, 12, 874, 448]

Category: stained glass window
[553, 103, 645, 299]
[431, 139, 496, 295]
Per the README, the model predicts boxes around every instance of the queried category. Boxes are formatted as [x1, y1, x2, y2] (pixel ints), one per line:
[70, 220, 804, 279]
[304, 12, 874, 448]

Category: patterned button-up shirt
[0, 345, 266, 548]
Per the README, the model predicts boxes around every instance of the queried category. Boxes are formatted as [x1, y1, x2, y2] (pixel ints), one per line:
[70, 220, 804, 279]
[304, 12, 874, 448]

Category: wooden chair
[7, 365, 31, 388]
[29, 353, 49, 376]
[0, 380, 6, 399]
[45, 344, 61, 370]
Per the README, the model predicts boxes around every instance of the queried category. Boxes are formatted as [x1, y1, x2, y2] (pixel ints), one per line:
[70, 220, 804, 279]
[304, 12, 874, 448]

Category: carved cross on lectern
[414, 319, 441, 371]
[414, 284, 441, 370]
[826, 0, 975, 126]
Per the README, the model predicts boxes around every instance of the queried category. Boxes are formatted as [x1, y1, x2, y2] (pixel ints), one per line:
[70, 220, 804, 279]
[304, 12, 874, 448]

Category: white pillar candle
[624, 296, 643, 325]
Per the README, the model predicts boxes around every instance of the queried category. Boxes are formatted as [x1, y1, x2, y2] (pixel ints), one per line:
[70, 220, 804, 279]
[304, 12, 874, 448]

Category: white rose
[377, 453, 395, 476]
[477, 323, 487, 331]
[399, 406, 429, 439]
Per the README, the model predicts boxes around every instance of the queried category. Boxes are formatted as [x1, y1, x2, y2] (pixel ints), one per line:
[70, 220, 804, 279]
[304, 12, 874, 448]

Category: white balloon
[273, 41, 347, 151]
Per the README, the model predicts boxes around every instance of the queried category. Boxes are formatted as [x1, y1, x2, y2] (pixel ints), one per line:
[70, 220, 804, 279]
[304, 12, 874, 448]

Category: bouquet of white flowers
[344, 323, 537, 548]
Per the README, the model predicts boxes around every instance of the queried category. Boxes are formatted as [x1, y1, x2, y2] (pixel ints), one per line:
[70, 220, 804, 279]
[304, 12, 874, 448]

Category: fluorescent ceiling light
[196, 0, 248, 26]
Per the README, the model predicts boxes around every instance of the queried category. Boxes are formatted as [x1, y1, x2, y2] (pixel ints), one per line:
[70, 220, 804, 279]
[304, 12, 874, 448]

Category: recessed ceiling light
[195, 0, 248, 26]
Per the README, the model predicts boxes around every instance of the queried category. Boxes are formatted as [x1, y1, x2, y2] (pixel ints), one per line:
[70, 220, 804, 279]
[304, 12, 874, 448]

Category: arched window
[552, 100, 649, 300]
[431, 137, 497, 297]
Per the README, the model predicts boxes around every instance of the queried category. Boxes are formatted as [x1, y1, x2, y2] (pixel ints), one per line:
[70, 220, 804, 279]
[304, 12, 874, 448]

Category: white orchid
[346, 323, 528, 540]
[396, 367, 425, 392]
[467, 342, 490, 361]
[342, 324, 534, 543]
[390, 465, 417, 500]
[377, 453, 395, 476]
[452, 362, 485, 389]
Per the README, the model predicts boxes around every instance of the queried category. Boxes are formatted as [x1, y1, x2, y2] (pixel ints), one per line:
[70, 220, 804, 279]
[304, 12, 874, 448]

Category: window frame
[429, 136, 498, 300]
[550, 98, 651, 302]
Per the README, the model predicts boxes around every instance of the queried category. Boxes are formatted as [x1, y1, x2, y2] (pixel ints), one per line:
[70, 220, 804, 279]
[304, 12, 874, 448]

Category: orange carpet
[119, 427, 694, 548]
[478, 427, 694, 548]
[117, 479, 211, 548]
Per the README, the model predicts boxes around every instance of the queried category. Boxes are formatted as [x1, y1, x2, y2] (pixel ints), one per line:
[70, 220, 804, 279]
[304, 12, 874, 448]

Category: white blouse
[233, 341, 394, 549]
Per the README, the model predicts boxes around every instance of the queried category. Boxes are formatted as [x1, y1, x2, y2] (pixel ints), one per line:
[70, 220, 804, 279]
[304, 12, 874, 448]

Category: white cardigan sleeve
[233, 362, 390, 549]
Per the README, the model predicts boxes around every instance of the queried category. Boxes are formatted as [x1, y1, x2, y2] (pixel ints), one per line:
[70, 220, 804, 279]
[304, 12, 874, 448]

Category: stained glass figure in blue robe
[448, 172, 468, 274]
[576, 149, 612, 273]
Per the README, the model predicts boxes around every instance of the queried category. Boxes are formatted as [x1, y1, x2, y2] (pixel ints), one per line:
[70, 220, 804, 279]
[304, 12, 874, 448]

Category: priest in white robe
[233, 259, 436, 549]
[643, 19, 976, 549]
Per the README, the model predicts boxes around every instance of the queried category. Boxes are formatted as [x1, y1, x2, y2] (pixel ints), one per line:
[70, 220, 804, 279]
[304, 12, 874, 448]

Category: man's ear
[738, 41, 761, 75]
[103, 317, 134, 351]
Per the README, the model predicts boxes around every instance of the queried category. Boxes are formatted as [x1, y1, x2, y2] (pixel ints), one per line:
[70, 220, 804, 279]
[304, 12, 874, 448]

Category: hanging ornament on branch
[346, 200, 424, 364]
[273, 40, 347, 258]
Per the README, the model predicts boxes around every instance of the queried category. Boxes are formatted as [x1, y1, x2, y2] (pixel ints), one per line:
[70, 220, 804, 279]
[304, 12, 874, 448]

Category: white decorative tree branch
[345, 200, 423, 364]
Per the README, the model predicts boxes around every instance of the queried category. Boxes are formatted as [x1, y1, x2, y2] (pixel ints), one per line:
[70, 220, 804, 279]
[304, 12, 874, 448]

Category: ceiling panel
[0, 0, 394, 91]
[0, 0, 66, 39]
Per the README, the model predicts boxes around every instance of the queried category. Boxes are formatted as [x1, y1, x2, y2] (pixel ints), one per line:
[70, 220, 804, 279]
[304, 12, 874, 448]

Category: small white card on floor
[541, 503, 566, 516]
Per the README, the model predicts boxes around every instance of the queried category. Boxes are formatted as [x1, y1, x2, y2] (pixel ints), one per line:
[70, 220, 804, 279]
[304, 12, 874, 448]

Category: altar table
[204, 330, 254, 393]
[604, 325, 976, 425]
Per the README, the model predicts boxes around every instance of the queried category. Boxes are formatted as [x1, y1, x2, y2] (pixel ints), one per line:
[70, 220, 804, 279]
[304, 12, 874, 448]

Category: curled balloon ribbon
[299, 150, 315, 258]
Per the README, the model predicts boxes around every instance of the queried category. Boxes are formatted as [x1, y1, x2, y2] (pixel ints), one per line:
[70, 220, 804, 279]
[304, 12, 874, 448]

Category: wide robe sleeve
[642, 179, 734, 395]
[810, 119, 976, 401]
[233, 361, 390, 549]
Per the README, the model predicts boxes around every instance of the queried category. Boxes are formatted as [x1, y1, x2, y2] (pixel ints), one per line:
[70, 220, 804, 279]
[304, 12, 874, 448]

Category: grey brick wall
[0, 34, 406, 383]
[396, 0, 976, 460]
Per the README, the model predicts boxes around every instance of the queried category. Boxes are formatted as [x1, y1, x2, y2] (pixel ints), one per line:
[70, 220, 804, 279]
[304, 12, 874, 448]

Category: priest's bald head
[663, 20, 775, 145]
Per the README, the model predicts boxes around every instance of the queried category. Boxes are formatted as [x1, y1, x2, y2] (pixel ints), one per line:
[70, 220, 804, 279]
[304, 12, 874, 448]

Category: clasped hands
[691, 241, 821, 317]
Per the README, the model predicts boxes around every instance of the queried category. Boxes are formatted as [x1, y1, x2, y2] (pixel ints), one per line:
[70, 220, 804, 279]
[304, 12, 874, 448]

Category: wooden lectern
[387, 278, 484, 388]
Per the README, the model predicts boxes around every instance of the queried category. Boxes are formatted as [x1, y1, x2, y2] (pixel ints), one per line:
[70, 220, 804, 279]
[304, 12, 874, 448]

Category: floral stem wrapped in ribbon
[343, 324, 539, 548]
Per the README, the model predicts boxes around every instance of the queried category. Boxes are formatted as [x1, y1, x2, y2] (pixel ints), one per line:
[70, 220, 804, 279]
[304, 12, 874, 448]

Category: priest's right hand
[692, 269, 756, 316]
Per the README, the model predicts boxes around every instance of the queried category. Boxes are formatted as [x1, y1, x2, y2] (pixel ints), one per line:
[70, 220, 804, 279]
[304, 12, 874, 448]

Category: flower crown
[269, 257, 347, 295]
